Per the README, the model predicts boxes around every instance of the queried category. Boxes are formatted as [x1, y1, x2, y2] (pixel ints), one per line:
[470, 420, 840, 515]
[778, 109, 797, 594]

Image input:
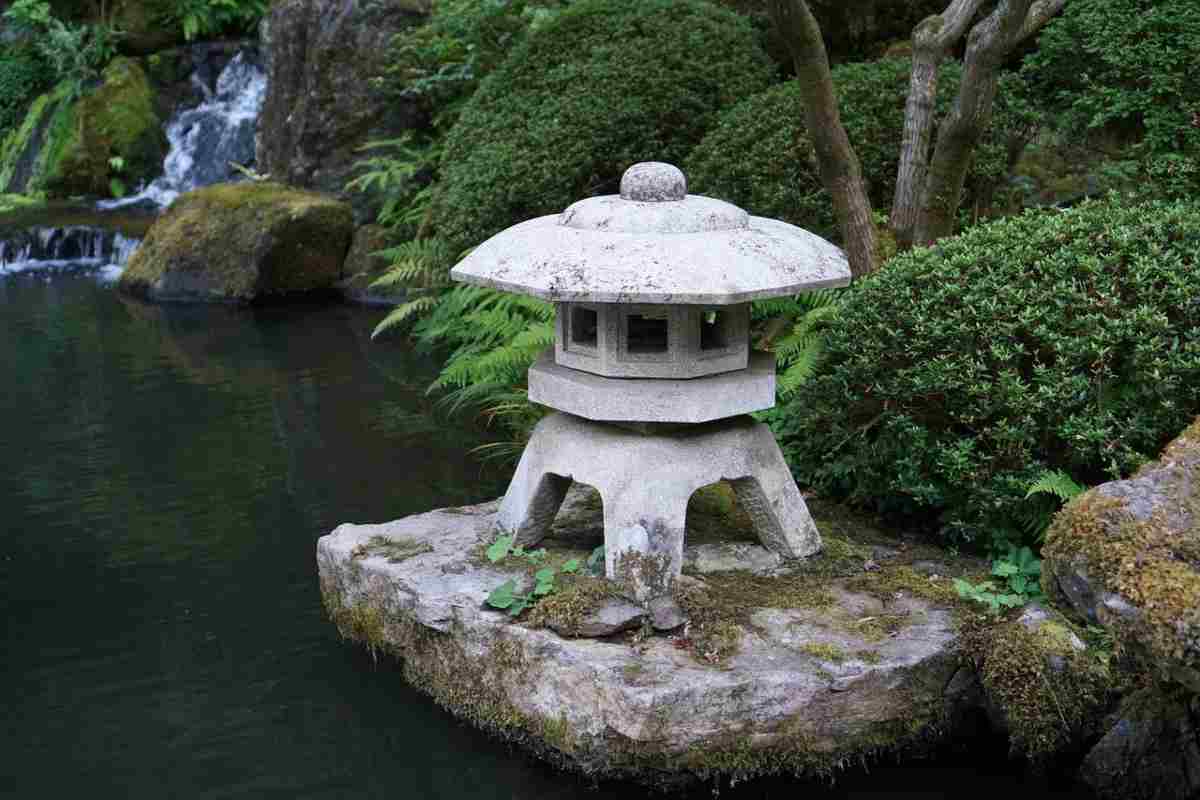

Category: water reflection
[0, 274, 1092, 799]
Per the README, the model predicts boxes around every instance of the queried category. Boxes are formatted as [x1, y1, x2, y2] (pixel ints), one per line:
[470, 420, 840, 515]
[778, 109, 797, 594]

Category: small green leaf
[486, 535, 513, 564]
[486, 579, 516, 610]
[508, 597, 529, 617]
[560, 558, 581, 574]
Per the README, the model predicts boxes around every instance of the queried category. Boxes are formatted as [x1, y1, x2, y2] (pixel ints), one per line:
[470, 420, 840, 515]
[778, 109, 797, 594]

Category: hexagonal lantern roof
[449, 162, 851, 305]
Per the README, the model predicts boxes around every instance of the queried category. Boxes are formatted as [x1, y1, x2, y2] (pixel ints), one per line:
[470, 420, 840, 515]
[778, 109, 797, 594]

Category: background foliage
[428, 0, 774, 258]
[687, 58, 1033, 241]
[1018, 0, 1200, 198]
[769, 197, 1200, 546]
[0, 44, 51, 134]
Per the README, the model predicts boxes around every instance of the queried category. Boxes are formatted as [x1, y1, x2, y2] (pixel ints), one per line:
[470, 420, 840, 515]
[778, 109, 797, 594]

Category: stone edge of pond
[314, 495, 1012, 787]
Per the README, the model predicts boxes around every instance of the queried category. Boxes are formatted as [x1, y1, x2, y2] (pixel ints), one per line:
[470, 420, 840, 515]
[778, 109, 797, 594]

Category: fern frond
[372, 296, 439, 338]
[1025, 469, 1086, 502]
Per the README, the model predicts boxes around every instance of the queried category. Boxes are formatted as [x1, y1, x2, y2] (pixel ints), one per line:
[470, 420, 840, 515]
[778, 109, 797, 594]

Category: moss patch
[525, 575, 619, 636]
[960, 610, 1114, 761]
[119, 182, 354, 302]
[349, 535, 433, 564]
[44, 58, 166, 198]
[1042, 431, 1200, 684]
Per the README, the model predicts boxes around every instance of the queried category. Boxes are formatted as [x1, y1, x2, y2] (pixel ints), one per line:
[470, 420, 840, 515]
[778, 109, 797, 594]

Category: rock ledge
[317, 489, 988, 783]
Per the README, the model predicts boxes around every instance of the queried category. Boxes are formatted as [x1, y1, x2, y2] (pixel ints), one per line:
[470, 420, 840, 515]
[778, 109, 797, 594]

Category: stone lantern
[451, 162, 850, 601]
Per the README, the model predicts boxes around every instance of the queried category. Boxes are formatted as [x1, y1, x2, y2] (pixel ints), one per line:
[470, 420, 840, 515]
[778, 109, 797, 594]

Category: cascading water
[0, 48, 266, 283]
[0, 226, 141, 282]
[101, 51, 267, 210]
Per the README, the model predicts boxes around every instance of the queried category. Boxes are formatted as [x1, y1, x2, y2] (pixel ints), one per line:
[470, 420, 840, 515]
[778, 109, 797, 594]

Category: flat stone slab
[528, 350, 775, 424]
[317, 490, 989, 784]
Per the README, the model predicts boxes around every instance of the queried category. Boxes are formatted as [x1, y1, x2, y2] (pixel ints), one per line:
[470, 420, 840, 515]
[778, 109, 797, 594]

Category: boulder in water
[119, 182, 353, 302]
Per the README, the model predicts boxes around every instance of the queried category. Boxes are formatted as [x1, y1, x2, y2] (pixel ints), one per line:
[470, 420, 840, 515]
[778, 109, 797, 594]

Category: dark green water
[1, 271, 1093, 799]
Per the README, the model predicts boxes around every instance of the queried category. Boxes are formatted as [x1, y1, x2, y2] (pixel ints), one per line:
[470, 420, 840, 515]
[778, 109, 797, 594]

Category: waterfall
[100, 51, 267, 210]
[0, 226, 142, 280]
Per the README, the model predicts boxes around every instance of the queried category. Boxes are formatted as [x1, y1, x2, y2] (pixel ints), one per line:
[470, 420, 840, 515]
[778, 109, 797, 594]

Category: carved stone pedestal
[496, 411, 821, 600]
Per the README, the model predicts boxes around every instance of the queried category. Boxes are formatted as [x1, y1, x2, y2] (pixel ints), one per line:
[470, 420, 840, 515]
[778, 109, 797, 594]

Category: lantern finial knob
[620, 162, 686, 202]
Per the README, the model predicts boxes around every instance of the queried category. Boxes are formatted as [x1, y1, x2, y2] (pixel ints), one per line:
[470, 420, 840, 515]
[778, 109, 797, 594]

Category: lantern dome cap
[450, 162, 851, 305]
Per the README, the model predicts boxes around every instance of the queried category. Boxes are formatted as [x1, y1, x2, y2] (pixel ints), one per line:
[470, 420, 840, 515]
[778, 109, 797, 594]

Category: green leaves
[955, 546, 1045, 613]
[773, 197, 1200, 547]
[483, 535, 590, 618]
[485, 533, 514, 563]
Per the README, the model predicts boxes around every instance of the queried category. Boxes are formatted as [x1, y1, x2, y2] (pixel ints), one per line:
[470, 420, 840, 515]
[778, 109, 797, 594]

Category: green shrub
[1021, 0, 1199, 161]
[0, 45, 50, 134]
[768, 197, 1200, 545]
[686, 58, 1029, 241]
[1018, 0, 1200, 198]
[429, 0, 774, 257]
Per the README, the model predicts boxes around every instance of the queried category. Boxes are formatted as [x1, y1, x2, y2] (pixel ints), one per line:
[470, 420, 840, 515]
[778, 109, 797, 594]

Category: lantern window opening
[570, 304, 599, 351]
[626, 312, 669, 355]
[700, 309, 729, 352]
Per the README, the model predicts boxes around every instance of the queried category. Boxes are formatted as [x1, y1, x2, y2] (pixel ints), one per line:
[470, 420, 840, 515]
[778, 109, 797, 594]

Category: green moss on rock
[44, 57, 166, 198]
[119, 182, 354, 303]
[961, 609, 1113, 762]
[1042, 419, 1200, 689]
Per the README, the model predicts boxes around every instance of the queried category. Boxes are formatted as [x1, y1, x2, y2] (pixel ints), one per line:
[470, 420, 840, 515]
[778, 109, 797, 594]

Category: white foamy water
[100, 51, 267, 210]
[0, 231, 141, 280]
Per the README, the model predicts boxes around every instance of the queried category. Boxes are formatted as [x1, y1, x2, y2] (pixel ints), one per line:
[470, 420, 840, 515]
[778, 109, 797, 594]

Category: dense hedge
[686, 58, 1026, 240]
[430, 0, 774, 256]
[769, 198, 1200, 544]
[1021, 0, 1199, 160]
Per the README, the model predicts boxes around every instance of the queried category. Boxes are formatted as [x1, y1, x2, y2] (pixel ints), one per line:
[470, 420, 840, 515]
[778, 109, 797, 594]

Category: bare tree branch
[1021, 0, 1068, 39]
[914, 0, 1065, 245]
[767, 0, 878, 277]
[891, 0, 987, 249]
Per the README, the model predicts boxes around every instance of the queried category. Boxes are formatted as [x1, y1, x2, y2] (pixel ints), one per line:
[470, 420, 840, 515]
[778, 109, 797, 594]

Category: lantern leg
[727, 427, 821, 559]
[495, 440, 572, 549]
[602, 485, 690, 603]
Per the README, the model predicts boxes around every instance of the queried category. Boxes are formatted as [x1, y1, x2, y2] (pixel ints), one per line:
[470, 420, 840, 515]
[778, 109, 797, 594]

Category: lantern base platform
[528, 350, 775, 425]
[317, 491, 976, 786]
[497, 411, 819, 600]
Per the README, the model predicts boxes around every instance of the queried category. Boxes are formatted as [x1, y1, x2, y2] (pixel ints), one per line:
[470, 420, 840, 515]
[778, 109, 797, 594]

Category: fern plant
[752, 289, 844, 399]
[1017, 468, 1087, 543]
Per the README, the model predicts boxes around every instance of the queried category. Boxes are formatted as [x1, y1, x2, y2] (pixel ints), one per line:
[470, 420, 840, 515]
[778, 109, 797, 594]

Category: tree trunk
[767, 0, 878, 278]
[913, 0, 1066, 245]
[891, 0, 986, 249]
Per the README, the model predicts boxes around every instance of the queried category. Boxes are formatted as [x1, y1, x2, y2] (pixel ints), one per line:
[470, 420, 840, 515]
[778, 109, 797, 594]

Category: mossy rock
[1043, 418, 1200, 692]
[42, 57, 166, 199]
[119, 182, 354, 303]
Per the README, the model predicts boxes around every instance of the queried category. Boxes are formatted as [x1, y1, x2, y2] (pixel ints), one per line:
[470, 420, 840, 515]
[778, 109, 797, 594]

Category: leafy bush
[3, 0, 120, 98]
[686, 58, 1031, 241]
[429, 0, 774, 256]
[352, 1, 568, 234]
[1020, 0, 1200, 165]
[0, 44, 50, 134]
[769, 197, 1200, 545]
[159, 0, 267, 41]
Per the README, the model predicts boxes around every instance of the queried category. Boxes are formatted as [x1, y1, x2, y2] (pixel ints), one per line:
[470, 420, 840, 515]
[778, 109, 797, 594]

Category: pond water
[1, 271, 1094, 799]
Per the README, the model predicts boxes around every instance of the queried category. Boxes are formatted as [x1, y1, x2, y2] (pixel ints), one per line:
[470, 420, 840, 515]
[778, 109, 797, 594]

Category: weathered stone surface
[496, 412, 819, 600]
[647, 597, 686, 631]
[528, 350, 775, 424]
[118, 182, 353, 303]
[450, 162, 850, 305]
[682, 542, 782, 576]
[1079, 687, 1200, 800]
[555, 599, 647, 638]
[317, 496, 983, 783]
[256, 0, 429, 222]
[1043, 419, 1200, 691]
